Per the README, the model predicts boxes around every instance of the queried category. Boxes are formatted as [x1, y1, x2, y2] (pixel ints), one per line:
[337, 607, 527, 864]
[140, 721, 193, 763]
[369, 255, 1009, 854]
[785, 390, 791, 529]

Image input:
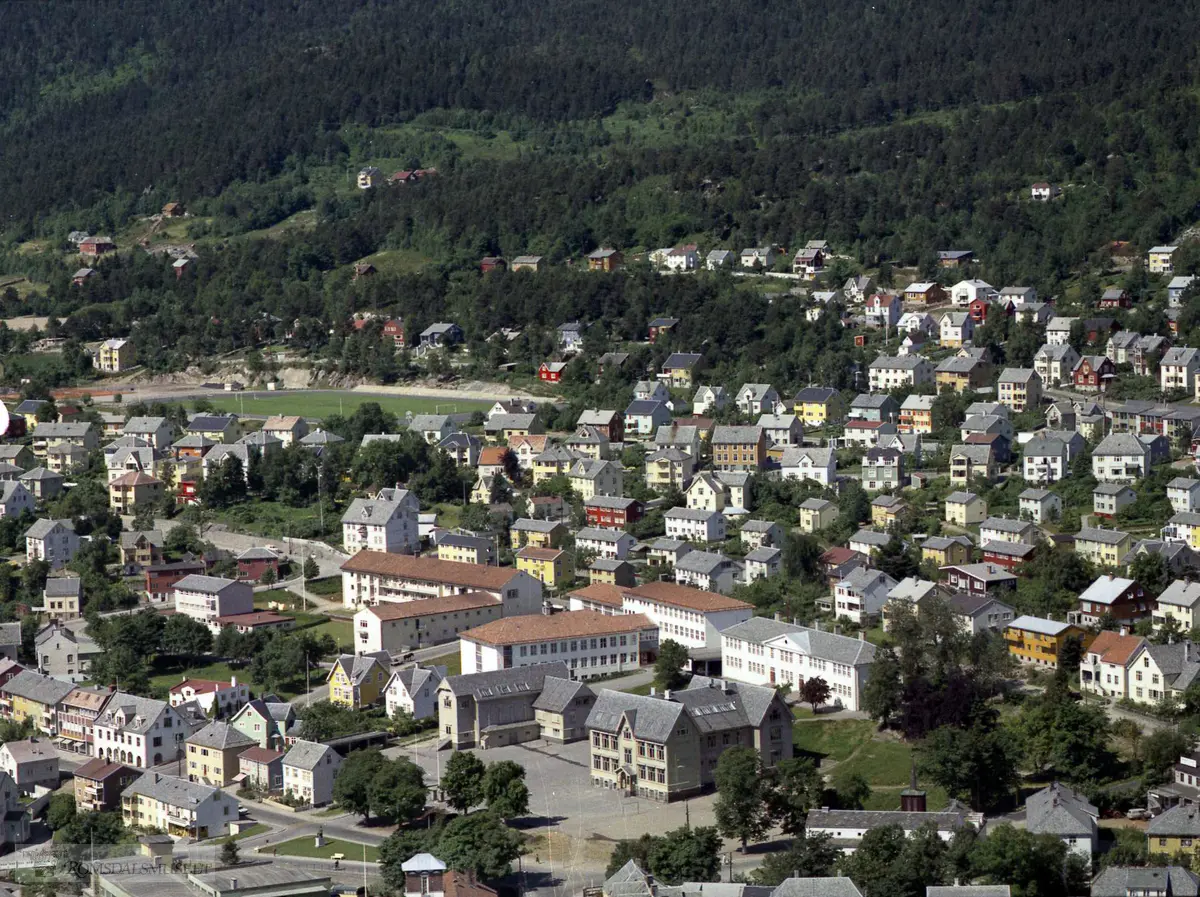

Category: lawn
[623, 682, 654, 696]
[292, 613, 354, 652]
[306, 576, 343, 597]
[426, 650, 461, 676]
[832, 735, 917, 786]
[194, 391, 490, 420]
[792, 718, 875, 762]
[272, 836, 380, 863]
[210, 501, 338, 541]
[230, 823, 268, 842]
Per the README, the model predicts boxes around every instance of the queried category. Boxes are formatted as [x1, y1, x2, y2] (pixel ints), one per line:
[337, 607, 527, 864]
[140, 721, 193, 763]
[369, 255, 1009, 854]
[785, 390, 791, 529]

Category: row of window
[518, 635, 630, 658]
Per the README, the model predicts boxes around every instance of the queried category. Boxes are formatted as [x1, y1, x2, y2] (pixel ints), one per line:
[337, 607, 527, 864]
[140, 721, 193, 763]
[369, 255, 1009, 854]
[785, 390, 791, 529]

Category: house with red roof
[168, 677, 251, 717]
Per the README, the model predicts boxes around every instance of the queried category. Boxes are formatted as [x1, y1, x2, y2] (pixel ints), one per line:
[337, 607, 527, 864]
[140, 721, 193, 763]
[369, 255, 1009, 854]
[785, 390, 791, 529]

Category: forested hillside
[2, 0, 1200, 383]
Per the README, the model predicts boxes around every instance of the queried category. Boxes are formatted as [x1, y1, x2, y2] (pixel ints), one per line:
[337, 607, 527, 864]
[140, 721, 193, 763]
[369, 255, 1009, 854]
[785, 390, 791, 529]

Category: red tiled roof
[364, 592, 500, 621]
[341, 551, 521, 590]
[240, 746, 285, 764]
[622, 581, 752, 613]
[462, 610, 654, 646]
[568, 583, 624, 608]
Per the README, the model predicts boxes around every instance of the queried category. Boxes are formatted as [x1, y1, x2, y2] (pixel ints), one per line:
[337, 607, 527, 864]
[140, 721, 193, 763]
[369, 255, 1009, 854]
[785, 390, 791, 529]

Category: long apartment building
[617, 581, 752, 653]
[340, 550, 543, 615]
[458, 610, 658, 678]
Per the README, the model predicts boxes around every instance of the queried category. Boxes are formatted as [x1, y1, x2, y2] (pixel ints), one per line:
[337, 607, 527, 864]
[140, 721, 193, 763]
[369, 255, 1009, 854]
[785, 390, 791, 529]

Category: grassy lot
[792, 718, 876, 762]
[210, 501, 339, 541]
[194, 392, 490, 420]
[426, 650, 461, 677]
[229, 823, 268, 842]
[306, 576, 343, 597]
[292, 613, 354, 652]
[623, 682, 654, 696]
[272, 836, 380, 863]
[149, 658, 249, 692]
[833, 735, 916, 786]
[350, 248, 433, 276]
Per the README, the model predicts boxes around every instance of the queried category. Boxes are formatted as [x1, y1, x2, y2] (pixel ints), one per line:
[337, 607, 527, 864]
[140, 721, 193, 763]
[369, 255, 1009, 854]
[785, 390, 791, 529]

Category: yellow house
[1074, 526, 1133, 567]
[1148, 804, 1200, 857]
[1148, 245, 1178, 276]
[532, 445, 575, 484]
[944, 491, 987, 527]
[1005, 616, 1092, 668]
[589, 558, 637, 587]
[921, 535, 973, 568]
[1169, 512, 1200, 550]
[645, 447, 695, 490]
[3, 672, 72, 734]
[798, 498, 838, 534]
[98, 338, 136, 373]
[516, 547, 567, 588]
[509, 519, 567, 550]
[326, 652, 390, 709]
[108, 471, 164, 515]
[792, 387, 842, 428]
[871, 496, 907, 529]
[185, 722, 258, 787]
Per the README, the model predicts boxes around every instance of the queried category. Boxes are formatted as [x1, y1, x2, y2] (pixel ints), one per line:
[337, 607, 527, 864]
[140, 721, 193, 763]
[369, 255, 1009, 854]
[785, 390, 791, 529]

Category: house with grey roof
[24, 518, 78, 570]
[721, 616, 876, 711]
[383, 664, 446, 721]
[1091, 867, 1198, 897]
[1025, 782, 1097, 865]
[736, 383, 781, 417]
[122, 771, 239, 838]
[1093, 433, 1151, 483]
[805, 803, 975, 852]
[94, 692, 194, 768]
[532, 676, 595, 743]
[585, 676, 791, 801]
[282, 740, 342, 806]
[34, 621, 102, 681]
[674, 550, 739, 594]
[438, 661, 570, 750]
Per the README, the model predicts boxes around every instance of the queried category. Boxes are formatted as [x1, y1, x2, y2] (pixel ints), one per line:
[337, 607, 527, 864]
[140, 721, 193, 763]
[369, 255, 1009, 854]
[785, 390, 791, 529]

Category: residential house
[1019, 488, 1062, 524]
[997, 368, 1042, 413]
[735, 384, 780, 417]
[942, 491, 986, 527]
[832, 568, 898, 626]
[107, 471, 163, 514]
[1170, 478, 1200, 514]
[590, 558, 637, 587]
[848, 529, 892, 557]
[1025, 783, 1098, 866]
[1080, 630, 1146, 699]
[1074, 527, 1134, 567]
[792, 246, 825, 278]
[939, 312, 974, 347]
[798, 498, 839, 534]
[485, 414, 542, 440]
[121, 772, 239, 838]
[655, 423, 701, 459]
[661, 352, 704, 388]
[168, 678, 250, 718]
[792, 387, 842, 427]
[1149, 245, 1180, 275]
[1163, 347, 1200, 394]
[1071, 574, 1150, 628]
[862, 446, 905, 491]
[25, 518, 79, 570]
[35, 621, 102, 680]
[1094, 483, 1138, 517]
[625, 401, 672, 438]
[436, 533, 495, 566]
[935, 355, 991, 393]
[38, 576, 82, 621]
[706, 249, 735, 270]
[903, 281, 946, 305]
[0, 738, 58, 793]
[951, 279, 995, 307]
[711, 425, 765, 471]
[1022, 434, 1070, 484]
[664, 508, 726, 543]
[587, 248, 623, 272]
[438, 432, 482, 467]
[950, 445, 996, 486]
[354, 593, 502, 655]
[757, 413, 803, 446]
[898, 395, 936, 435]
[419, 322, 464, 348]
[922, 535, 974, 568]
[1093, 433, 1151, 483]
[384, 665, 445, 720]
[941, 563, 1018, 597]
[575, 527, 637, 560]
[184, 722, 257, 787]
[867, 355, 933, 392]
[173, 575, 253, 632]
[341, 489, 420, 554]
[228, 699, 296, 751]
[692, 385, 728, 415]
[118, 530, 163, 573]
[1170, 275, 1198, 306]
[780, 445, 836, 486]
[645, 446, 694, 490]
[740, 247, 777, 269]
[647, 317, 680, 342]
[577, 408, 624, 443]
[282, 740, 343, 807]
[515, 547, 568, 588]
[567, 459, 623, 500]
[1152, 579, 1200, 632]
[326, 652, 391, 709]
[73, 758, 139, 813]
[93, 693, 190, 768]
[1005, 616, 1092, 668]
[865, 293, 902, 328]
[97, 338, 135, 373]
[238, 747, 285, 792]
[1073, 354, 1117, 392]
[437, 662, 571, 750]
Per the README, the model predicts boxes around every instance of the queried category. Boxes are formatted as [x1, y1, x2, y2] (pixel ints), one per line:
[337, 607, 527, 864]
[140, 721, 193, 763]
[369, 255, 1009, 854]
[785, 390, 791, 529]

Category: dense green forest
[2, 0, 1200, 381]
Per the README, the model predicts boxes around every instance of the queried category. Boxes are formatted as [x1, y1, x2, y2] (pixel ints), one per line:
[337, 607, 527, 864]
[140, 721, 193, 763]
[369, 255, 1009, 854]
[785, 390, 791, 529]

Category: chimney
[664, 690, 673, 701]
[230, 676, 237, 688]
[859, 631, 866, 641]
[650, 687, 656, 696]
[230, 880, 237, 890]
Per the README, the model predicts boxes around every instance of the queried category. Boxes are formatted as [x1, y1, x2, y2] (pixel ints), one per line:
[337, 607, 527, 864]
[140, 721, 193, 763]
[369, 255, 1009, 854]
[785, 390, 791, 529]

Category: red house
[0, 658, 25, 690]
[539, 361, 568, 383]
[79, 237, 116, 258]
[145, 560, 207, 602]
[1074, 575, 1151, 627]
[480, 257, 508, 274]
[383, 319, 405, 349]
[1072, 355, 1117, 391]
[968, 298, 1014, 325]
[981, 541, 1036, 572]
[237, 547, 281, 582]
[584, 496, 644, 530]
[177, 478, 200, 505]
[1099, 288, 1132, 309]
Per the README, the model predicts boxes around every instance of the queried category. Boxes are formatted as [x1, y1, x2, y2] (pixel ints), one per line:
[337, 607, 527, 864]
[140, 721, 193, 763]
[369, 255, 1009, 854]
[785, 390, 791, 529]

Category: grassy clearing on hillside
[194, 392, 489, 420]
[792, 719, 876, 762]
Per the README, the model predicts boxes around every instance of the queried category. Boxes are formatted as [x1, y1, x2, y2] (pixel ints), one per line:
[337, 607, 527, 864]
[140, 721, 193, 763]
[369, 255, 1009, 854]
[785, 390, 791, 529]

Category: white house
[25, 519, 79, 570]
[979, 517, 1037, 546]
[574, 527, 637, 560]
[1019, 488, 1061, 524]
[1168, 478, 1200, 514]
[780, 446, 836, 486]
[0, 738, 59, 793]
[1092, 433, 1151, 483]
[675, 550, 740, 594]
[663, 507, 726, 543]
[721, 617, 876, 711]
[736, 384, 780, 416]
[1025, 783, 1098, 868]
[867, 355, 933, 392]
[864, 293, 902, 328]
[384, 665, 445, 720]
[1162, 347, 1200, 394]
[634, 380, 671, 403]
[1046, 317, 1078, 346]
[1022, 435, 1070, 484]
[341, 489, 420, 555]
[93, 694, 190, 769]
[282, 740, 343, 807]
[692, 385, 728, 415]
[951, 279, 995, 307]
[757, 413, 803, 446]
[832, 568, 897, 625]
[0, 482, 34, 519]
[173, 575, 254, 632]
[1034, 344, 1081, 387]
[939, 312, 974, 347]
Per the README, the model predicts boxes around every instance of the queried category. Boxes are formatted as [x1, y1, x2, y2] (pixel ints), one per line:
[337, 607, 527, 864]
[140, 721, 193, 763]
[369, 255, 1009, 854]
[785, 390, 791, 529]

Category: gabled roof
[282, 739, 339, 771]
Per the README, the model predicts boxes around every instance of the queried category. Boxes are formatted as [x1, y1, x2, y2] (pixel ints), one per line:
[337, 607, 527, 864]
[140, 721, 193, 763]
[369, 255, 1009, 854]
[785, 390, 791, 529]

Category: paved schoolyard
[392, 737, 720, 840]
